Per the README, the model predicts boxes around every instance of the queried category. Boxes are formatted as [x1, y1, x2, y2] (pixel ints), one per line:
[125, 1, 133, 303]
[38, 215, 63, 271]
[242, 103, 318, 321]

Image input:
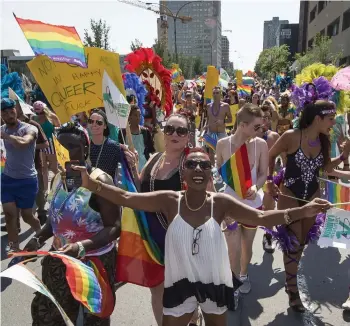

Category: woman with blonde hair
[33, 101, 60, 191]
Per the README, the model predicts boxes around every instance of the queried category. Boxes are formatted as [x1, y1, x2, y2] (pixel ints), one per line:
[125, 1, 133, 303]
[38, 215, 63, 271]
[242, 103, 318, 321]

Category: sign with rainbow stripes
[321, 178, 350, 211]
[219, 144, 252, 198]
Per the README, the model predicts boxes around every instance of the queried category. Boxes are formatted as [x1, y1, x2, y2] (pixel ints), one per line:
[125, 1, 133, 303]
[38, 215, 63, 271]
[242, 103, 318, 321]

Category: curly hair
[56, 121, 90, 147]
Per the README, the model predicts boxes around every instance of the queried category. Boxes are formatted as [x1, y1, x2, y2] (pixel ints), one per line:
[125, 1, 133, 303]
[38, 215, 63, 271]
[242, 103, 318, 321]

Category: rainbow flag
[237, 85, 251, 98]
[0, 156, 5, 174]
[324, 179, 350, 211]
[14, 14, 87, 68]
[117, 152, 164, 287]
[219, 144, 252, 198]
[203, 133, 217, 151]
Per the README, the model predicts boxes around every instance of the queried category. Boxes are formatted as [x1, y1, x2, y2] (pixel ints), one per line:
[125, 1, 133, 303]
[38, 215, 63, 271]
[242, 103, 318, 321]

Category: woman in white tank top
[75, 148, 331, 325]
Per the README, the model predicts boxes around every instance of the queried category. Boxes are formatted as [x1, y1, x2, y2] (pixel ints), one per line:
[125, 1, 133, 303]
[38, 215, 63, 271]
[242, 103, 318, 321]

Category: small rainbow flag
[14, 14, 87, 68]
[219, 144, 252, 198]
[237, 85, 251, 98]
[117, 152, 164, 287]
[323, 178, 350, 211]
[203, 133, 218, 151]
[0, 155, 5, 174]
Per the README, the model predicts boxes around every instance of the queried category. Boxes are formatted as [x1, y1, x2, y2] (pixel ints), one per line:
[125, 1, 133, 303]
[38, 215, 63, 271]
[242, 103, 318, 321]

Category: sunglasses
[184, 160, 212, 170]
[262, 116, 271, 121]
[253, 124, 265, 131]
[164, 125, 189, 137]
[88, 119, 104, 126]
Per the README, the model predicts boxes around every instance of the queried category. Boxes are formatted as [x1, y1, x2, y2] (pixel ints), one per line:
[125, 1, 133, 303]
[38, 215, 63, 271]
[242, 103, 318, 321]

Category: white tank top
[224, 137, 263, 208]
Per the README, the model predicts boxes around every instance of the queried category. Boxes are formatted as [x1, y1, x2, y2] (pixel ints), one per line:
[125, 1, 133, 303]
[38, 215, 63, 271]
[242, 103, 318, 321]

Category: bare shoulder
[281, 129, 299, 140]
[212, 193, 232, 217]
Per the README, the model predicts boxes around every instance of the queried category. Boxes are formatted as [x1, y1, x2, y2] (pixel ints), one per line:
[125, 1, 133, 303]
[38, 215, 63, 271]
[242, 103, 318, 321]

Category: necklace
[211, 102, 221, 117]
[307, 136, 320, 147]
[149, 152, 185, 230]
[184, 192, 207, 211]
[88, 137, 106, 168]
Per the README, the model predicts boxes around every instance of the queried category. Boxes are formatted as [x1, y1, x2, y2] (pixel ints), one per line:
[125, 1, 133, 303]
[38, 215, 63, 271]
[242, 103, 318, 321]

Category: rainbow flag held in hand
[237, 85, 251, 98]
[323, 178, 350, 211]
[219, 144, 252, 198]
[117, 152, 164, 287]
[203, 133, 217, 151]
[14, 14, 87, 67]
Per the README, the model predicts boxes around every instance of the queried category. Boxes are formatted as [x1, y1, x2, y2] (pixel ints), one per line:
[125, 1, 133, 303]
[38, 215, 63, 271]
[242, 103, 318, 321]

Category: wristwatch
[76, 242, 86, 258]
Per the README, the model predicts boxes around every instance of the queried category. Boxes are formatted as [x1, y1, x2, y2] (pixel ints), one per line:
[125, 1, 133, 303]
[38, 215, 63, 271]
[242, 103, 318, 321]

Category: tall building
[221, 36, 230, 70]
[298, 1, 350, 65]
[263, 17, 289, 49]
[279, 23, 299, 61]
[159, 0, 222, 67]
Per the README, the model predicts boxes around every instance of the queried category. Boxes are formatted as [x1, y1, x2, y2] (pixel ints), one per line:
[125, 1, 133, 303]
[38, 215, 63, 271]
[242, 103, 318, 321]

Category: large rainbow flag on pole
[219, 144, 252, 198]
[321, 178, 350, 211]
[14, 14, 87, 68]
[116, 153, 164, 287]
[237, 85, 252, 97]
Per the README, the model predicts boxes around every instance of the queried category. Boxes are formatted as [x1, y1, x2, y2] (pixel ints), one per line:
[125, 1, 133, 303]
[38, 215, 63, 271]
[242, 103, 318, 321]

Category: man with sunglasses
[205, 86, 232, 163]
[216, 104, 268, 307]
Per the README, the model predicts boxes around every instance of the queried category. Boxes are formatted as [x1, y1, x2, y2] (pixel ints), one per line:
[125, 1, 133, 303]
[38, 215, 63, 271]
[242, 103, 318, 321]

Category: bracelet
[284, 209, 293, 225]
[76, 241, 86, 258]
[267, 175, 273, 181]
[95, 180, 103, 193]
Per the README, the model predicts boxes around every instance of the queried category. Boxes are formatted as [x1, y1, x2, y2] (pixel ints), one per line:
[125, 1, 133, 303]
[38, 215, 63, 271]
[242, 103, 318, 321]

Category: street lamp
[146, 1, 198, 62]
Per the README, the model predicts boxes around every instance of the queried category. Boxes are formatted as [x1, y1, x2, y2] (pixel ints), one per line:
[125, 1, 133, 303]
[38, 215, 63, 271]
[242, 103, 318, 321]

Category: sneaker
[342, 297, 350, 310]
[263, 233, 275, 254]
[6, 242, 20, 255]
[37, 214, 47, 226]
[239, 275, 251, 294]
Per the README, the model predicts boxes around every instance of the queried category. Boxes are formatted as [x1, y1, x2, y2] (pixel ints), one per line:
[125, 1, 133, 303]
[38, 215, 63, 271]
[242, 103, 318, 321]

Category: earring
[187, 142, 193, 149]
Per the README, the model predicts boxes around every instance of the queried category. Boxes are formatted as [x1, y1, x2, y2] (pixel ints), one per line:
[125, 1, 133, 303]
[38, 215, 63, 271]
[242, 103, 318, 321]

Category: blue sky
[1, 0, 300, 72]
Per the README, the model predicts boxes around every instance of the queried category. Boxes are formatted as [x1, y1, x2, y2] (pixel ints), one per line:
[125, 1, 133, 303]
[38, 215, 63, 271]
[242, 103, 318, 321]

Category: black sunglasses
[192, 228, 202, 255]
[88, 119, 104, 126]
[253, 124, 265, 131]
[184, 160, 212, 170]
[164, 125, 189, 137]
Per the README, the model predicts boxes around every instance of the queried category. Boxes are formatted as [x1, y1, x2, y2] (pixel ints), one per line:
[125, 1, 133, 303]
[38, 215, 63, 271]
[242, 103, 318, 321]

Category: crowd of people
[1, 65, 350, 326]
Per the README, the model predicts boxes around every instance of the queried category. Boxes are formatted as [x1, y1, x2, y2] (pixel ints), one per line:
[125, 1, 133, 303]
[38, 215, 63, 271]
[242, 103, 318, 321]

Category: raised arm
[1, 129, 37, 148]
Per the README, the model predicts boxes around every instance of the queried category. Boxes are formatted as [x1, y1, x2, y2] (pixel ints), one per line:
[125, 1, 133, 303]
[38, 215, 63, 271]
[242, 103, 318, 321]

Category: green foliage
[293, 35, 343, 73]
[83, 19, 111, 50]
[130, 39, 143, 52]
[254, 44, 291, 79]
[193, 57, 204, 76]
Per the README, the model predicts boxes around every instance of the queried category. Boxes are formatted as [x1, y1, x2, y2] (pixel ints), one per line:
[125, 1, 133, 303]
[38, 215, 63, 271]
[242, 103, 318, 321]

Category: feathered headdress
[122, 73, 147, 125]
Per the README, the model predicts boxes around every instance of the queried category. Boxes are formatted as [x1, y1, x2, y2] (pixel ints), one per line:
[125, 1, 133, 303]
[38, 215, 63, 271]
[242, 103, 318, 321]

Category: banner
[204, 66, 219, 102]
[236, 70, 243, 85]
[27, 47, 125, 123]
[318, 208, 350, 249]
[9, 87, 33, 115]
[102, 71, 130, 129]
[226, 104, 239, 127]
[53, 136, 70, 168]
[0, 263, 73, 326]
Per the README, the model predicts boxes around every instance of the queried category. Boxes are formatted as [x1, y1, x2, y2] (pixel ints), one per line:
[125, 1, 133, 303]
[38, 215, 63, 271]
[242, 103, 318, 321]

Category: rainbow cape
[14, 14, 87, 68]
[323, 178, 350, 211]
[237, 85, 251, 97]
[203, 133, 217, 151]
[116, 152, 164, 287]
[9, 251, 113, 317]
[219, 144, 252, 198]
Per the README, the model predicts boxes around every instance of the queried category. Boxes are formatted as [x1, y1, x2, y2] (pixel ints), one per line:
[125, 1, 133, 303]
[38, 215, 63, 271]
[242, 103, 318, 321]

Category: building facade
[263, 17, 289, 49]
[298, 1, 350, 65]
[221, 35, 230, 70]
[160, 0, 222, 67]
[279, 23, 299, 61]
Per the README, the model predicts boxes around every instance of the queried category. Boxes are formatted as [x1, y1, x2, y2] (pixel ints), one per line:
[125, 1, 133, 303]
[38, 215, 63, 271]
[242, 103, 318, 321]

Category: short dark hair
[89, 109, 110, 137]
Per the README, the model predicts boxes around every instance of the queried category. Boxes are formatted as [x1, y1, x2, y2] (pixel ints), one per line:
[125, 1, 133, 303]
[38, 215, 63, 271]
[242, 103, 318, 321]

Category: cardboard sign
[204, 66, 219, 101]
[226, 104, 239, 127]
[102, 71, 130, 129]
[236, 70, 243, 85]
[27, 47, 125, 123]
[318, 208, 350, 249]
[8, 87, 34, 115]
[53, 136, 70, 168]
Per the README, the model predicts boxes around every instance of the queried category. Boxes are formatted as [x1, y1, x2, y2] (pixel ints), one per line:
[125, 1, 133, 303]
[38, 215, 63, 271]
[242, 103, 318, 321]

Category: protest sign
[317, 208, 350, 249]
[204, 66, 219, 102]
[9, 87, 33, 115]
[226, 104, 239, 127]
[27, 47, 125, 123]
[0, 263, 73, 326]
[102, 71, 130, 129]
[236, 70, 243, 85]
[53, 136, 70, 168]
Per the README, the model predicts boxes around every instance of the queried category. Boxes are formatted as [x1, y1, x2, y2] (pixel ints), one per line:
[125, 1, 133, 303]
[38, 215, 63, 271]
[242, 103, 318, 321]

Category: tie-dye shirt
[48, 174, 114, 256]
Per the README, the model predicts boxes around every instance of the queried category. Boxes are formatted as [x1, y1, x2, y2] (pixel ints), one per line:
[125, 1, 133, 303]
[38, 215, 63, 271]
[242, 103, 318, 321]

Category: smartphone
[65, 160, 82, 191]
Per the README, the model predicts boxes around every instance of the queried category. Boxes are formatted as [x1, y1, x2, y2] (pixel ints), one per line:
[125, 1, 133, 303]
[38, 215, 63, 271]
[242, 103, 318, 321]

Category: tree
[83, 19, 111, 50]
[254, 44, 291, 79]
[193, 56, 204, 76]
[293, 34, 343, 73]
[130, 39, 143, 52]
[152, 39, 171, 67]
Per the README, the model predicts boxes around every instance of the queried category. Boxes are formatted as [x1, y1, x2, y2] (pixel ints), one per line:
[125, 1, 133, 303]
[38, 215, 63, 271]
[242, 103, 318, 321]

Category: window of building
[343, 8, 350, 31]
[318, 1, 326, 13]
[308, 38, 314, 49]
[310, 6, 317, 23]
[320, 28, 325, 36]
[327, 17, 340, 37]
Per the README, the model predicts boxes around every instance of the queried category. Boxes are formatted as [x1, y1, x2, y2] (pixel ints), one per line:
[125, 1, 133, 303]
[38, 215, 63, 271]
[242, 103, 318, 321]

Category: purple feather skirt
[262, 168, 326, 252]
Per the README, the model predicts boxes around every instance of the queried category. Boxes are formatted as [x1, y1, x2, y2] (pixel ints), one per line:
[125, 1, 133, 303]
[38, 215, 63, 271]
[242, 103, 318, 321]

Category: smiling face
[164, 115, 189, 152]
[88, 113, 106, 137]
[183, 151, 212, 190]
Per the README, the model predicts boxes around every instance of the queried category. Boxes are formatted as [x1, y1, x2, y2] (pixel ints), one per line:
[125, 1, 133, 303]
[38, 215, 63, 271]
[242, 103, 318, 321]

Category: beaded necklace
[149, 152, 186, 230]
[211, 102, 221, 117]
